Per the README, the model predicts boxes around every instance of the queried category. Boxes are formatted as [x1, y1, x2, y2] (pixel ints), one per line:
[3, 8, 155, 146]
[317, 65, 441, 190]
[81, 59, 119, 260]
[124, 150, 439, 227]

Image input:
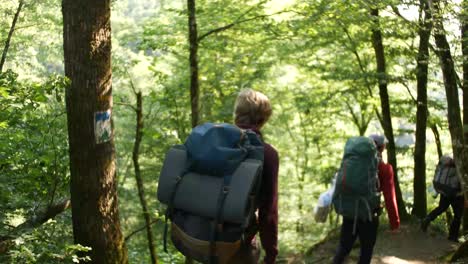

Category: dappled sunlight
[375, 256, 428, 264]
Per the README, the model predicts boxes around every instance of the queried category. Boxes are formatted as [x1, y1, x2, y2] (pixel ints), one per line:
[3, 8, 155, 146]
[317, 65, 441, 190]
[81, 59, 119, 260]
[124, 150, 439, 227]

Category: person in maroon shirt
[228, 89, 279, 264]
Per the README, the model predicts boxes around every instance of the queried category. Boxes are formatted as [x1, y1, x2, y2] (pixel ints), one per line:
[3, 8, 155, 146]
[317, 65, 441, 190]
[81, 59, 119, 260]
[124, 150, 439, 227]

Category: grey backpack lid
[157, 146, 262, 224]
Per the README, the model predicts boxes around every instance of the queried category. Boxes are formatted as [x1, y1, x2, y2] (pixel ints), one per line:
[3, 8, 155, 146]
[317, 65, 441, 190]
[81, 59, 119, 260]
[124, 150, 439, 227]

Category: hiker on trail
[156, 88, 278, 264]
[371, 134, 400, 232]
[332, 134, 400, 264]
[229, 89, 279, 264]
[421, 155, 463, 242]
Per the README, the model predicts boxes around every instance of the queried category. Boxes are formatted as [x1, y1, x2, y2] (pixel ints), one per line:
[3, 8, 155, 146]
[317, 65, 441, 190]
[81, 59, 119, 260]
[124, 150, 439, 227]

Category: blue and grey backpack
[157, 123, 264, 263]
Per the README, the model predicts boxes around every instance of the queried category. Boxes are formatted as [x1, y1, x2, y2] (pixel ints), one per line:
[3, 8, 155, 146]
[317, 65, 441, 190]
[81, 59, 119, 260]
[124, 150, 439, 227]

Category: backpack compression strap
[209, 172, 233, 264]
[163, 163, 191, 253]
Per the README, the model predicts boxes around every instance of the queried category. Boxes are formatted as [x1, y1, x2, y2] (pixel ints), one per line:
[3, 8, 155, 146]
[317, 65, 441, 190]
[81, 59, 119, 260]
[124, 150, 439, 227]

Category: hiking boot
[420, 218, 430, 233]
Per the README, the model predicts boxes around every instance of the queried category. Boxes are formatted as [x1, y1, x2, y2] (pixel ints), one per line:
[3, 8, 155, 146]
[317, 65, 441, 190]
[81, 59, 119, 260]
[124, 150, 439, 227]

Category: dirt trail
[303, 223, 461, 264]
[372, 224, 456, 264]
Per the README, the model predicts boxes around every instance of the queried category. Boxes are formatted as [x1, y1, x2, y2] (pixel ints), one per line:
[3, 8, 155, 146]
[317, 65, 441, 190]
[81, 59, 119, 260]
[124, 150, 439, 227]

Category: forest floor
[290, 221, 468, 264]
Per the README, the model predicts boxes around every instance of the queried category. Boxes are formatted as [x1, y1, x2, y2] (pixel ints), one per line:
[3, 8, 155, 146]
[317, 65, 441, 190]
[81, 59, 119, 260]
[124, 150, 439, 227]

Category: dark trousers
[426, 194, 464, 240]
[333, 216, 379, 264]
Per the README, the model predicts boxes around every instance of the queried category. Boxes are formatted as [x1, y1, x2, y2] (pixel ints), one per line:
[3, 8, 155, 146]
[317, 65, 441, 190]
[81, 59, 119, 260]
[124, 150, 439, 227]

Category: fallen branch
[0, 199, 71, 255]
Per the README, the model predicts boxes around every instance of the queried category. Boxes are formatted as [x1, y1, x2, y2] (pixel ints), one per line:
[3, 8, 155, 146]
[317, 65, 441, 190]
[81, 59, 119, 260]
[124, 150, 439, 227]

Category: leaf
[0, 87, 8, 98]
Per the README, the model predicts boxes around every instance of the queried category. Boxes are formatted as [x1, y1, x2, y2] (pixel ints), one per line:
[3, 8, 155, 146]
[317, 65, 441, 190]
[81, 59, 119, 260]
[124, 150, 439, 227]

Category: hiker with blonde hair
[230, 89, 279, 264]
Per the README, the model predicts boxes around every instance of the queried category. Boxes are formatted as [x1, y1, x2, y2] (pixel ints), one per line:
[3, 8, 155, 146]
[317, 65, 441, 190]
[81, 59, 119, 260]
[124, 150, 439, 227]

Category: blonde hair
[234, 89, 272, 128]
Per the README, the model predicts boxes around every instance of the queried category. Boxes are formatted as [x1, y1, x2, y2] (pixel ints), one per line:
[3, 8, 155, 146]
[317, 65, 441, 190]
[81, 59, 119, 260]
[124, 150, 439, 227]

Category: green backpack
[332, 136, 381, 222]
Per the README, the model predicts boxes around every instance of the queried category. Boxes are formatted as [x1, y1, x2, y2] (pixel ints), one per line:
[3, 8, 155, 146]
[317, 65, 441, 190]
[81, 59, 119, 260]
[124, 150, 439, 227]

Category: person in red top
[333, 134, 399, 264]
[371, 134, 400, 231]
[228, 89, 279, 264]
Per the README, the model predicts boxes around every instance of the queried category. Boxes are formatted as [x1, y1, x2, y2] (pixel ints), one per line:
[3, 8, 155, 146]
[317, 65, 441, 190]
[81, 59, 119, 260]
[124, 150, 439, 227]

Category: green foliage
[1, 213, 92, 264]
[0, 70, 69, 213]
[0, 0, 463, 262]
[0, 70, 70, 262]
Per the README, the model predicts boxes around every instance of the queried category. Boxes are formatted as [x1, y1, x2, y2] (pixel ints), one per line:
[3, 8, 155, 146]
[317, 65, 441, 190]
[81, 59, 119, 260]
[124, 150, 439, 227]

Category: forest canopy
[1, 0, 468, 263]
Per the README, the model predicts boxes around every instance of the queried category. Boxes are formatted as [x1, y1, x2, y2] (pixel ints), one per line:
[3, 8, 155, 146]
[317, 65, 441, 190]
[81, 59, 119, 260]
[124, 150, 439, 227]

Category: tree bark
[433, 0, 468, 193]
[370, 8, 409, 219]
[461, 0, 468, 235]
[413, 0, 433, 218]
[62, 1, 128, 263]
[132, 91, 158, 264]
[188, 0, 199, 128]
[0, 0, 24, 72]
[432, 0, 468, 259]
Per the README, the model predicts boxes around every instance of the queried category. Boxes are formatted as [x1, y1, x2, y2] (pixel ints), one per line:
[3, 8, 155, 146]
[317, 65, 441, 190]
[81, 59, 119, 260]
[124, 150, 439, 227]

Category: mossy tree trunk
[62, 0, 128, 263]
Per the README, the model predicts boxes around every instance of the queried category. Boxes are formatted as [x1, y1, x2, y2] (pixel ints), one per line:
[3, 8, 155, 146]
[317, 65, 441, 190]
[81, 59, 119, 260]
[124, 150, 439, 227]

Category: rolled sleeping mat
[157, 146, 262, 224]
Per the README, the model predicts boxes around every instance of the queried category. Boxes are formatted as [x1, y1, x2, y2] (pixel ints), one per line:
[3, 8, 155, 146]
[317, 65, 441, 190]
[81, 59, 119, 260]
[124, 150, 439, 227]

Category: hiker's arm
[258, 144, 279, 264]
[379, 163, 400, 230]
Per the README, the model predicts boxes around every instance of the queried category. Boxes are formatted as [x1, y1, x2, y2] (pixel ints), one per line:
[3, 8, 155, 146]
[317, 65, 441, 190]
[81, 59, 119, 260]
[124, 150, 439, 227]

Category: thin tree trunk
[430, 124, 443, 159]
[461, 0, 468, 235]
[62, 1, 128, 263]
[0, 0, 24, 72]
[413, 0, 433, 218]
[462, 0, 468, 150]
[132, 91, 158, 264]
[432, 0, 468, 260]
[186, 2, 198, 260]
[370, 8, 409, 219]
[433, 0, 468, 193]
[188, 0, 199, 128]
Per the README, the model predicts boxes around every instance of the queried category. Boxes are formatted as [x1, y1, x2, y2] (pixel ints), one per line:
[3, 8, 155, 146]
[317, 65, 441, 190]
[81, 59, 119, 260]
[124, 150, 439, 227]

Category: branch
[124, 219, 158, 242]
[15, 23, 43, 30]
[235, 1, 265, 22]
[15, 199, 71, 231]
[198, 10, 292, 42]
[344, 99, 361, 129]
[340, 24, 383, 124]
[390, 5, 412, 23]
[125, 69, 138, 96]
[0, 0, 24, 72]
[400, 80, 417, 103]
[114, 102, 137, 111]
[341, 25, 373, 96]
[0, 199, 71, 255]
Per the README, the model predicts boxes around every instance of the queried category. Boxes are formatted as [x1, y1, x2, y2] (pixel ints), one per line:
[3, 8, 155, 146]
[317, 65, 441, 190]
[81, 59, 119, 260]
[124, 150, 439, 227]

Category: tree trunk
[461, 0, 468, 235]
[186, 1, 199, 260]
[62, 1, 128, 263]
[432, 0, 468, 260]
[0, 0, 24, 72]
[370, 8, 409, 219]
[433, 0, 468, 194]
[132, 92, 158, 264]
[188, 0, 199, 128]
[413, 0, 433, 218]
